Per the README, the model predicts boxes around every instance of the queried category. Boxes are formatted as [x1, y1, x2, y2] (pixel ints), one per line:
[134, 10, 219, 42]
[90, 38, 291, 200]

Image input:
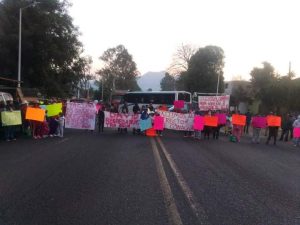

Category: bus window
[178, 93, 191, 102]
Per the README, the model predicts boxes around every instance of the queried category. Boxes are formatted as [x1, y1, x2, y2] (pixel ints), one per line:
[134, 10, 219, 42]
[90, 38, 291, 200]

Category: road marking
[150, 138, 183, 225]
[55, 137, 70, 145]
[156, 137, 210, 225]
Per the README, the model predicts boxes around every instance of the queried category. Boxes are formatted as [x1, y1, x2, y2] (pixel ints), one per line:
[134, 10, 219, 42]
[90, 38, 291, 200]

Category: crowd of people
[100, 102, 300, 148]
[0, 100, 65, 142]
[1, 99, 300, 148]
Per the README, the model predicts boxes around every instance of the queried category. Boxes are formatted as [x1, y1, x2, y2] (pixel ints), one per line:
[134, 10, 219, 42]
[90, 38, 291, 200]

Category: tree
[167, 44, 196, 76]
[184, 45, 225, 94]
[230, 81, 253, 109]
[0, 0, 84, 97]
[97, 45, 140, 101]
[250, 62, 277, 99]
[160, 72, 175, 91]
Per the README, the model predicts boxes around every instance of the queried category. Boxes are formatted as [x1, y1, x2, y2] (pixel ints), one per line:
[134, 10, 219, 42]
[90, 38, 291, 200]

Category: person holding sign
[292, 115, 300, 147]
[266, 112, 281, 145]
[232, 111, 246, 142]
[3, 101, 17, 141]
[251, 114, 266, 144]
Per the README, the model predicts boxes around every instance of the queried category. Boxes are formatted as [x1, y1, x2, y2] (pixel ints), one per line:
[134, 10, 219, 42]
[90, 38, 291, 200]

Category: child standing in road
[57, 112, 65, 138]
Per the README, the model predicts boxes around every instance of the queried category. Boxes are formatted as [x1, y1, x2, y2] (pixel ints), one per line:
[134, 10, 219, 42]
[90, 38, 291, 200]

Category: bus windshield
[121, 91, 191, 112]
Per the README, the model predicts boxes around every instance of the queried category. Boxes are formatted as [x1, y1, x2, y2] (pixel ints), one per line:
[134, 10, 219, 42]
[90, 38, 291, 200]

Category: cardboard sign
[46, 103, 62, 117]
[193, 115, 204, 131]
[1, 111, 22, 126]
[65, 102, 96, 130]
[174, 100, 184, 109]
[204, 116, 218, 127]
[232, 114, 246, 126]
[267, 115, 281, 127]
[25, 107, 45, 122]
[104, 112, 140, 128]
[156, 110, 194, 131]
[293, 128, 300, 138]
[252, 116, 267, 128]
[198, 95, 230, 111]
[139, 118, 152, 131]
[216, 113, 226, 125]
[154, 116, 164, 130]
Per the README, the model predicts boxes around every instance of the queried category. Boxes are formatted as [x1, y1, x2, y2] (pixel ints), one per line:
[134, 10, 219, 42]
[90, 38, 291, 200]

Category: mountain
[137, 71, 165, 91]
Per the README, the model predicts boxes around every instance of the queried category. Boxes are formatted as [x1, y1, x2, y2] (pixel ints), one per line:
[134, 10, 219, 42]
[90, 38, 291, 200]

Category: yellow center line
[156, 137, 210, 225]
[150, 138, 183, 225]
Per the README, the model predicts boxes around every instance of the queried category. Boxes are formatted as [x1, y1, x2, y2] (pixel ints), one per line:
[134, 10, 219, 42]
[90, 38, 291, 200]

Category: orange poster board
[267, 115, 281, 127]
[25, 107, 45, 122]
[204, 116, 218, 127]
[232, 114, 246, 126]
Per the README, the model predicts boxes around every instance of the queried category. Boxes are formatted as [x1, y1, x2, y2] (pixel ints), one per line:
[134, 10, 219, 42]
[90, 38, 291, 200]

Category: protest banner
[204, 116, 218, 127]
[174, 100, 184, 109]
[65, 102, 96, 130]
[232, 114, 246, 126]
[193, 115, 204, 131]
[293, 128, 300, 138]
[156, 110, 194, 131]
[46, 103, 62, 117]
[25, 107, 45, 122]
[154, 116, 164, 130]
[216, 113, 226, 125]
[1, 111, 22, 126]
[267, 115, 281, 127]
[140, 118, 152, 131]
[104, 112, 140, 128]
[252, 116, 267, 128]
[198, 95, 230, 111]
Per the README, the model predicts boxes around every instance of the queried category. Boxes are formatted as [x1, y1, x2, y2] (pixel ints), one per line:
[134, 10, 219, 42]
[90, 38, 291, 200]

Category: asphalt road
[0, 129, 299, 225]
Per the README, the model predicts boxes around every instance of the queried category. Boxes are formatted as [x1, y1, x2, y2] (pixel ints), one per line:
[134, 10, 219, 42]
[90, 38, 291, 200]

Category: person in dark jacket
[98, 107, 105, 132]
[244, 110, 252, 134]
[279, 113, 292, 141]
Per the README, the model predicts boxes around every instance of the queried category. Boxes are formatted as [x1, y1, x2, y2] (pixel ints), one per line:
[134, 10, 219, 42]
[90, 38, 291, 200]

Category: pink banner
[65, 102, 96, 130]
[193, 115, 204, 131]
[104, 112, 140, 128]
[198, 95, 230, 111]
[216, 113, 226, 125]
[174, 100, 184, 109]
[154, 116, 164, 130]
[293, 128, 300, 138]
[252, 116, 267, 128]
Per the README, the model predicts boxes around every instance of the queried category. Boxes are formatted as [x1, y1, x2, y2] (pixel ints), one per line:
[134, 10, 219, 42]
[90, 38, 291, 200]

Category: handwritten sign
[198, 95, 230, 111]
[104, 112, 140, 128]
[193, 115, 204, 131]
[156, 110, 194, 131]
[154, 116, 164, 130]
[232, 114, 246, 126]
[174, 100, 184, 109]
[216, 113, 226, 125]
[252, 116, 267, 128]
[293, 128, 300, 138]
[65, 102, 96, 130]
[140, 118, 152, 131]
[267, 115, 281, 127]
[204, 116, 218, 127]
[25, 107, 45, 122]
[46, 103, 62, 117]
[1, 111, 22, 126]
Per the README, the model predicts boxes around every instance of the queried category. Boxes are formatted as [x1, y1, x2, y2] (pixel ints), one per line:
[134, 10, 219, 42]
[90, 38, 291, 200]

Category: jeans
[5, 126, 15, 140]
[252, 128, 261, 143]
[293, 138, 300, 146]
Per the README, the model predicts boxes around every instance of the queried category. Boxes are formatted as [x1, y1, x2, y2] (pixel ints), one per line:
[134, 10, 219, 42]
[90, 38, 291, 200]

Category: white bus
[119, 91, 192, 112]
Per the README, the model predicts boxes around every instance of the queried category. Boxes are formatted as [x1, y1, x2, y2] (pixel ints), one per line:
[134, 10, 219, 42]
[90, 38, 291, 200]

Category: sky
[69, 0, 300, 81]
